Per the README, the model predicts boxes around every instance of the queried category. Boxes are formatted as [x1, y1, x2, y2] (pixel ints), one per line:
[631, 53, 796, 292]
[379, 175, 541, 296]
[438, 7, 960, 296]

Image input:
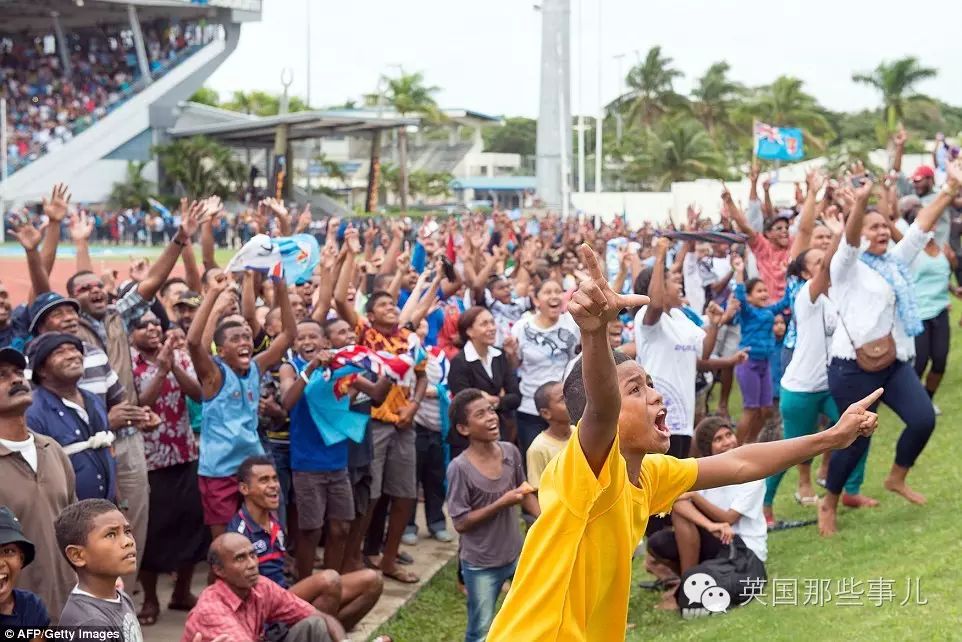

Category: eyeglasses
[73, 281, 105, 295]
[133, 318, 161, 330]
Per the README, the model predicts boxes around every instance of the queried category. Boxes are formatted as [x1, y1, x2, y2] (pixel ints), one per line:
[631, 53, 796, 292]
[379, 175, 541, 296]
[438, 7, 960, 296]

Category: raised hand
[295, 204, 312, 233]
[129, 258, 150, 282]
[805, 169, 825, 197]
[821, 209, 845, 236]
[43, 183, 71, 222]
[10, 220, 46, 251]
[156, 336, 175, 372]
[567, 243, 649, 333]
[829, 387, 883, 448]
[208, 272, 231, 296]
[945, 159, 962, 189]
[264, 197, 288, 217]
[893, 125, 907, 148]
[180, 200, 209, 238]
[70, 211, 94, 242]
[344, 226, 361, 254]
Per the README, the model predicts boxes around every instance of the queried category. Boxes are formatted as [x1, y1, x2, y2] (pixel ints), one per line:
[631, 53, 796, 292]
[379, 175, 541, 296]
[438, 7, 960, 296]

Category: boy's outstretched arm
[568, 244, 649, 475]
[691, 388, 883, 491]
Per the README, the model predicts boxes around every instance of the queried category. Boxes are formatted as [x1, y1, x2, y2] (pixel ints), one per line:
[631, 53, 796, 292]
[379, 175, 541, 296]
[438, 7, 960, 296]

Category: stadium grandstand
[0, 0, 261, 205]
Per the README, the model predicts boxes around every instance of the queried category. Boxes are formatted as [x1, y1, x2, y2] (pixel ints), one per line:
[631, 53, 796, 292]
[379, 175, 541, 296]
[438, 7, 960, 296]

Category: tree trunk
[366, 129, 381, 213]
[398, 127, 409, 212]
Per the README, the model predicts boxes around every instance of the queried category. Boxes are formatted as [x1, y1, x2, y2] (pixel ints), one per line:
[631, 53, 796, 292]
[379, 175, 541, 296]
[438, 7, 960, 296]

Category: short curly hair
[562, 351, 633, 425]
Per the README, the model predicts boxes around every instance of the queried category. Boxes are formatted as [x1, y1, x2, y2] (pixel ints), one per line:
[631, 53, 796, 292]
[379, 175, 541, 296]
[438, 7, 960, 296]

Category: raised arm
[789, 170, 824, 259]
[199, 201, 219, 270]
[378, 222, 405, 275]
[914, 161, 962, 233]
[70, 211, 94, 273]
[892, 126, 906, 174]
[722, 187, 755, 236]
[311, 240, 342, 324]
[137, 201, 208, 302]
[692, 388, 883, 490]
[40, 183, 71, 275]
[566, 244, 649, 475]
[333, 232, 359, 327]
[255, 277, 296, 372]
[809, 215, 844, 300]
[241, 270, 263, 339]
[643, 237, 671, 326]
[187, 272, 228, 399]
[10, 222, 50, 302]
[181, 242, 202, 293]
[842, 181, 873, 248]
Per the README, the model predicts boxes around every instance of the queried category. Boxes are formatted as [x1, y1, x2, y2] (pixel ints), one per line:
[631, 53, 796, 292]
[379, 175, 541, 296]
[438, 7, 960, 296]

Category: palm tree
[743, 76, 834, 151]
[382, 71, 442, 211]
[153, 136, 246, 200]
[853, 57, 937, 131]
[109, 161, 156, 209]
[621, 46, 686, 128]
[189, 86, 220, 108]
[689, 61, 744, 139]
[623, 116, 730, 190]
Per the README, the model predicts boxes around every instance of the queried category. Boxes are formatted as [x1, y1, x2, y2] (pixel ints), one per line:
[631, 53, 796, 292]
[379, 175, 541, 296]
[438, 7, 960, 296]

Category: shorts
[198, 475, 241, 526]
[735, 358, 773, 408]
[292, 469, 355, 530]
[648, 525, 735, 564]
[370, 419, 417, 500]
[348, 464, 373, 518]
[712, 324, 741, 359]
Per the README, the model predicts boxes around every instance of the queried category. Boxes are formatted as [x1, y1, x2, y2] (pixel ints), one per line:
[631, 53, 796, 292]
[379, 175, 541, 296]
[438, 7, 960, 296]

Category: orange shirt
[355, 320, 426, 424]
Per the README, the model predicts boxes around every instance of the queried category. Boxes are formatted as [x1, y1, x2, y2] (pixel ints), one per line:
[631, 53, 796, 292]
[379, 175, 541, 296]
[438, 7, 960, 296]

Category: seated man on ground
[182, 532, 344, 642]
[228, 456, 383, 632]
[647, 417, 768, 610]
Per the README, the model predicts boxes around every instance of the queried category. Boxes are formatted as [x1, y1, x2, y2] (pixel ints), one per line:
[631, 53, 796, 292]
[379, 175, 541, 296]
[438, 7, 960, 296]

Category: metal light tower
[535, 0, 572, 211]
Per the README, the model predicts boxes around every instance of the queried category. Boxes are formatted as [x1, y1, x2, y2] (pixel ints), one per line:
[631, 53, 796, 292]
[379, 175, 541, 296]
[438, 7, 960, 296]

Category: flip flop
[794, 491, 819, 506]
[769, 518, 817, 531]
[382, 567, 420, 584]
[397, 551, 414, 566]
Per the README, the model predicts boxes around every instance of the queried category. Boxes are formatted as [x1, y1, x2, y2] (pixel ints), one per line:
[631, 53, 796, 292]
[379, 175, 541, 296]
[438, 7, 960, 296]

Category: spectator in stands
[0, 347, 76, 620]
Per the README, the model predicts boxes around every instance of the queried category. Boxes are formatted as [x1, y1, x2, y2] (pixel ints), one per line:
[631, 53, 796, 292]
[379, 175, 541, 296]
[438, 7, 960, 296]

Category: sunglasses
[133, 318, 161, 330]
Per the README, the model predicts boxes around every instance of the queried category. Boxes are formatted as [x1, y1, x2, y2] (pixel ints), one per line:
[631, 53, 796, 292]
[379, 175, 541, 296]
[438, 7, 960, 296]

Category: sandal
[794, 491, 819, 506]
[137, 602, 160, 626]
[382, 567, 420, 584]
[397, 551, 414, 565]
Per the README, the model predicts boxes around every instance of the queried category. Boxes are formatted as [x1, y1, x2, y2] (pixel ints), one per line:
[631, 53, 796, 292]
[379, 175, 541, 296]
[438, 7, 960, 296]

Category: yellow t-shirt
[488, 429, 698, 641]
[526, 431, 569, 490]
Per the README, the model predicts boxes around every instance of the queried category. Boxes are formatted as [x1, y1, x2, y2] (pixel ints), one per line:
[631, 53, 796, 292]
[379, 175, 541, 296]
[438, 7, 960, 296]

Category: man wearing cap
[726, 194, 793, 301]
[0, 347, 77, 620]
[172, 290, 202, 334]
[25, 292, 126, 409]
[0, 506, 50, 627]
[24, 333, 121, 502]
[893, 131, 962, 247]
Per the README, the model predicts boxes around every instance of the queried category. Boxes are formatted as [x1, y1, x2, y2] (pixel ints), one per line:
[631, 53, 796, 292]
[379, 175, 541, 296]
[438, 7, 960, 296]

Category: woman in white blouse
[819, 165, 960, 536]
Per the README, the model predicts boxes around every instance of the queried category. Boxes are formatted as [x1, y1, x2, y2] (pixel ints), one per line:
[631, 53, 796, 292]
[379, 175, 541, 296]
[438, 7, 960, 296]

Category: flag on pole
[753, 122, 804, 161]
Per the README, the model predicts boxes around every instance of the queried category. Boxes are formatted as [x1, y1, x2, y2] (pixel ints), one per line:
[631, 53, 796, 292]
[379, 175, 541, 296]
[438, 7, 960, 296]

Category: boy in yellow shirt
[488, 244, 883, 641]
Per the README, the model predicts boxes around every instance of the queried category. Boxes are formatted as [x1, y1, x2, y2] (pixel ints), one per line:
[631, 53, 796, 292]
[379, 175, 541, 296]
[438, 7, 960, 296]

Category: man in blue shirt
[229, 456, 382, 632]
[24, 333, 120, 501]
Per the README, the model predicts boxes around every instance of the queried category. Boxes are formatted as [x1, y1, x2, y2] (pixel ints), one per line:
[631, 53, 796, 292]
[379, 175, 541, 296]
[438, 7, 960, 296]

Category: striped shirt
[25, 340, 126, 408]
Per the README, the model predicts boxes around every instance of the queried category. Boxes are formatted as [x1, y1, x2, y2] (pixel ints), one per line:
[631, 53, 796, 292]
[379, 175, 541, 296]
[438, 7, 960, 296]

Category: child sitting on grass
[526, 381, 571, 492]
[446, 388, 540, 642]
[488, 244, 883, 642]
[54, 499, 142, 638]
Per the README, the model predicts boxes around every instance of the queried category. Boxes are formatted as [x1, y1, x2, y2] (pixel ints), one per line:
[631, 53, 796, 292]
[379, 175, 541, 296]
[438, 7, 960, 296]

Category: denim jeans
[462, 559, 517, 642]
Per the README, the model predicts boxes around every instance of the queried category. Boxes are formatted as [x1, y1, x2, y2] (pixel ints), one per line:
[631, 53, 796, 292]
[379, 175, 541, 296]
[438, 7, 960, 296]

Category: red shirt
[131, 347, 198, 471]
[748, 232, 791, 299]
[181, 578, 315, 642]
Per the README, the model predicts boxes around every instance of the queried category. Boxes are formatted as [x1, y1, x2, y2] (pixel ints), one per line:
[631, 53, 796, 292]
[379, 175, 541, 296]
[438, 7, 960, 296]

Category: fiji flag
[754, 122, 804, 161]
[225, 233, 319, 283]
[304, 362, 371, 446]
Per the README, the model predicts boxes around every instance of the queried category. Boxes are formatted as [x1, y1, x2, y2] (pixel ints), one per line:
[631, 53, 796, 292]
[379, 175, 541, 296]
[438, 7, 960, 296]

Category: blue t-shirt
[734, 283, 792, 360]
[226, 506, 288, 588]
[288, 355, 348, 472]
[199, 359, 265, 478]
[0, 589, 50, 628]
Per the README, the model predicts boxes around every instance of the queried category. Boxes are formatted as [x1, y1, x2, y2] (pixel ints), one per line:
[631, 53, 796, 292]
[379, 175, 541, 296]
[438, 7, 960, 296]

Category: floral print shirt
[131, 347, 198, 471]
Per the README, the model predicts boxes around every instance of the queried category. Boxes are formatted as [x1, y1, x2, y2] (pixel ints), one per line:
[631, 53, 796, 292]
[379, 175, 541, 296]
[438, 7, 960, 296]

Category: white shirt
[0, 433, 37, 472]
[511, 313, 580, 416]
[829, 222, 929, 362]
[633, 306, 705, 437]
[699, 479, 768, 562]
[682, 253, 706, 317]
[780, 281, 837, 393]
[464, 341, 501, 380]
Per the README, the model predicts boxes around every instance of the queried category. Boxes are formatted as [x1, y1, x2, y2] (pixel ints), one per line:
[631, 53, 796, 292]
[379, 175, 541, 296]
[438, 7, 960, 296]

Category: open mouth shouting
[654, 408, 670, 438]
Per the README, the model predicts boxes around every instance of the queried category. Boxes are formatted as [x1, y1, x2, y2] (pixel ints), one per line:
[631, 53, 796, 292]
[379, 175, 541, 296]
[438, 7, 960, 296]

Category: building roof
[167, 110, 418, 147]
[0, 0, 225, 33]
[450, 176, 536, 191]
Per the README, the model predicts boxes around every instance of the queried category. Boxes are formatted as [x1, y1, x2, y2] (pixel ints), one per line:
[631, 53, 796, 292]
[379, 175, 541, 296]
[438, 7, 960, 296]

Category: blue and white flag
[754, 122, 804, 161]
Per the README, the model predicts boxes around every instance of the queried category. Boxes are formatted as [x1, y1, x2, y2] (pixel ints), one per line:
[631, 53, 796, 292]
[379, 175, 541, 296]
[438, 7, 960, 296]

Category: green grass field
[375, 306, 962, 641]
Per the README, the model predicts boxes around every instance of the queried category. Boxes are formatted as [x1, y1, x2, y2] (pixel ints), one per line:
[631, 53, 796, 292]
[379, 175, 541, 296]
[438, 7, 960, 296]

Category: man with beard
[0, 346, 77, 620]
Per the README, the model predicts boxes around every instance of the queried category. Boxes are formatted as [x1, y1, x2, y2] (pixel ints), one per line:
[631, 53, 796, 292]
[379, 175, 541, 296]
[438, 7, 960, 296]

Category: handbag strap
[826, 291, 896, 352]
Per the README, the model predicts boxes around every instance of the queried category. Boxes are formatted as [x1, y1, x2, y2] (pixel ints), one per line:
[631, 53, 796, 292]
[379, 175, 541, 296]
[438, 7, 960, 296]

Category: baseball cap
[911, 166, 935, 182]
[0, 506, 35, 567]
[25, 332, 84, 383]
[174, 291, 202, 309]
[28, 292, 80, 335]
[0, 347, 26, 370]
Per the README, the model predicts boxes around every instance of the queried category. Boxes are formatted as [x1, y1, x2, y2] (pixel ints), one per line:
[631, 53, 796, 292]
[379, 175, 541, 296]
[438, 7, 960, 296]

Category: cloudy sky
[207, 0, 961, 118]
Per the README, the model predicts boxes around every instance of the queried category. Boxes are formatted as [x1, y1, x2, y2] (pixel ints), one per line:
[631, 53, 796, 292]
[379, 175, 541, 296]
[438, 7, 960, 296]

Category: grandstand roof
[167, 110, 418, 147]
[0, 0, 225, 33]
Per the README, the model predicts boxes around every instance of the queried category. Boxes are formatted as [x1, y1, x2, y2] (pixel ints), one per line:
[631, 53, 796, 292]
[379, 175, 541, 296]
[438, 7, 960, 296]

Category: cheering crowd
[0, 128, 958, 641]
